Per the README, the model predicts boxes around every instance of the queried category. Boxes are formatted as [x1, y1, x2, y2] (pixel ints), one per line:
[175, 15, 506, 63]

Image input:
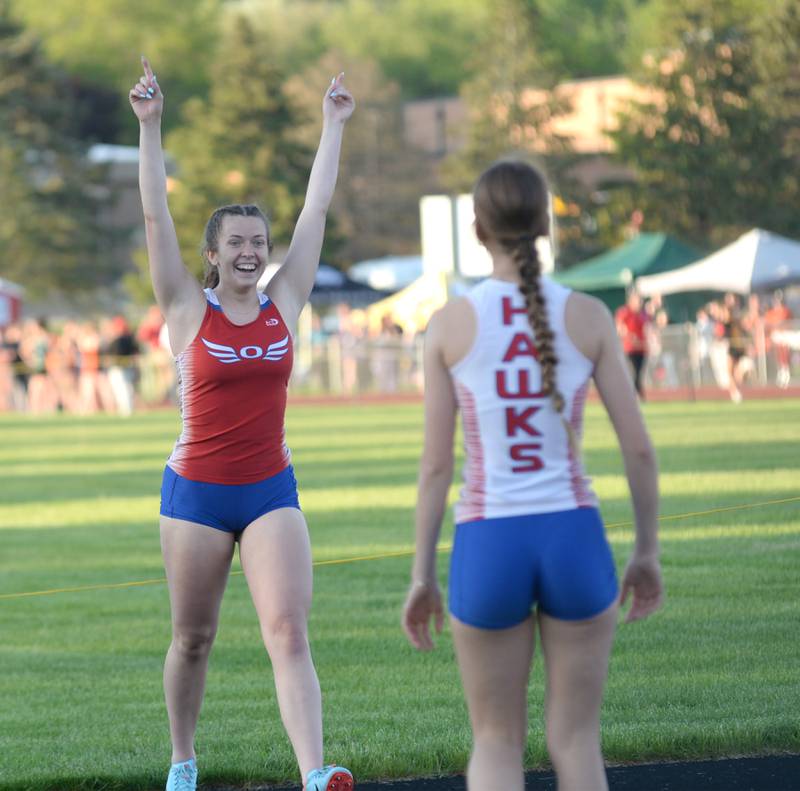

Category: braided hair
[201, 204, 273, 288]
[474, 160, 574, 446]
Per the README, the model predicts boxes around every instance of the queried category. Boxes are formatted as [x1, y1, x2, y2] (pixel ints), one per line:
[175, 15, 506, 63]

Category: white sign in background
[420, 194, 555, 278]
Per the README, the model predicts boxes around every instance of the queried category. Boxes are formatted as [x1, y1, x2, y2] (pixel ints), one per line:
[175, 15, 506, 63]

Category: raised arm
[129, 57, 203, 350]
[266, 73, 355, 327]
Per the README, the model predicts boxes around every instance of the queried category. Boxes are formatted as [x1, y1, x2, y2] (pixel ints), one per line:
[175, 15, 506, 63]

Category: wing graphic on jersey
[263, 334, 290, 360]
[201, 337, 241, 363]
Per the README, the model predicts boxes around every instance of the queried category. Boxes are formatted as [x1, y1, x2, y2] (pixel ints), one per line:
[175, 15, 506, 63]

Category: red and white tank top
[451, 276, 598, 523]
[167, 289, 293, 484]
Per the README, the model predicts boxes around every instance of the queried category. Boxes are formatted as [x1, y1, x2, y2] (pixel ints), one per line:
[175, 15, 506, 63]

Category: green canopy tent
[553, 233, 707, 318]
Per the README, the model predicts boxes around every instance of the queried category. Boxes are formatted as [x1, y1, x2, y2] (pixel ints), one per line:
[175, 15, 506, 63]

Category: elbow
[626, 439, 658, 472]
[419, 454, 454, 482]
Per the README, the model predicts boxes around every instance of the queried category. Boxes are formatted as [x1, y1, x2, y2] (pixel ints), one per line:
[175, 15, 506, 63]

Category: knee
[473, 721, 526, 755]
[546, 720, 600, 767]
[172, 624, 217, 661]
[262, 612, 309, 660]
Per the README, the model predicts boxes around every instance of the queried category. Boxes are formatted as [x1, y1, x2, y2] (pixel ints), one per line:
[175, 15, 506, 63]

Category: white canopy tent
[636, 229, 800, 296]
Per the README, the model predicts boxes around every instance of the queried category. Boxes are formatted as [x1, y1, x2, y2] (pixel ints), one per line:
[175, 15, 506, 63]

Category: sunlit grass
[1, 399, 799, 790]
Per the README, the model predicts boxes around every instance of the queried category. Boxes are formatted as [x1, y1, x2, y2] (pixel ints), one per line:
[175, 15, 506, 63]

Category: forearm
[623, 446, 660, 556]
[412, 464, 453, 584]
[138, 120, 170, 220]
[304, 120, 345, 214]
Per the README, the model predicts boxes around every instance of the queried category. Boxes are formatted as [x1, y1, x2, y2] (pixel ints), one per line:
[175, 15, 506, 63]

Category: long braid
[507, 236, 565, 415]
[474, 158, 578, 451]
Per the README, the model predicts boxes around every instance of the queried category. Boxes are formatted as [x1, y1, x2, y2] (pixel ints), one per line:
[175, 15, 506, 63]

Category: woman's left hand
[402, 580, 444, 651]
[323, 72, 355, 124]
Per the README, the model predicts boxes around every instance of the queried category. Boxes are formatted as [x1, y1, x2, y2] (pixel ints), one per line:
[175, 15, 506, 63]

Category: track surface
[212, 754, 800, 791]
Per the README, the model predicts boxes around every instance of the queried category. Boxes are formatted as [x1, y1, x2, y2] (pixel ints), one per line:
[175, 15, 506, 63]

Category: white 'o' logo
[240, 346, 262, 359]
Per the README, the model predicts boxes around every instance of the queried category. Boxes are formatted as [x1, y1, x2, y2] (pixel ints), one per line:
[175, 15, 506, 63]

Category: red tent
[0, 279, 24, 327]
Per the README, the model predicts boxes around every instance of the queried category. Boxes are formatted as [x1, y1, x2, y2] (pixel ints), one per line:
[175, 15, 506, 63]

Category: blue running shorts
[160, 464, 300, 535]
[448, 507, 618, 629]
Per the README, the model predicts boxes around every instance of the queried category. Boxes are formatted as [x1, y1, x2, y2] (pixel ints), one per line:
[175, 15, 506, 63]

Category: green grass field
[1, 399, 799, 791]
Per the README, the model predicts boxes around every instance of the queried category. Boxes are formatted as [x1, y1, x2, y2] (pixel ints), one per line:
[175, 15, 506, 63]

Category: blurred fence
[2, 321, 798, 413]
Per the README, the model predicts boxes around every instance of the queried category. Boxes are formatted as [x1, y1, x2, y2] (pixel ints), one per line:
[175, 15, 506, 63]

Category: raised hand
[129, 56, 163, 124]
[323, 72, 355, 124]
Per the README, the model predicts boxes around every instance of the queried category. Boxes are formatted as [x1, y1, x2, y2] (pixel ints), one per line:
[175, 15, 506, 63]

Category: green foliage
[9, 0, 221, 140]
[285, 51, 435, 266]
[442, 0, 570, 193]
[529, 0, 639, 79]
[612, 0, 800, 246]
[321, 0, 489, 98]
[164, 15, 313, 277]
[0, 4, 120, 296]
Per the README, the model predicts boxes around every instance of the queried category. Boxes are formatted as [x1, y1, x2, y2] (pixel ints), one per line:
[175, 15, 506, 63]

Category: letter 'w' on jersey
[202, 337, 242, 363]
[263, 335, 290, 360]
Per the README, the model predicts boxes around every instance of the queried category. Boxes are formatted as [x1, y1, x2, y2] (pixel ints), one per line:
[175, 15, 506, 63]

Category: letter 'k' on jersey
[167, 289, 293, 484]
[451, 277, 598, 522]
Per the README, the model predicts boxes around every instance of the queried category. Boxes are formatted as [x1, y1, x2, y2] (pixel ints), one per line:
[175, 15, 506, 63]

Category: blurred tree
[441, 0, 570, 194]
[9, 0, 221, 140]
[285, 51, 435, 266]
[129, 14, 312, 290]
[321, 0, 489, 98]
[0, 4, 119, 296]
[750, 0, 800, 161]
[528, 0, 645, 79]
[612, 0, 800, 246]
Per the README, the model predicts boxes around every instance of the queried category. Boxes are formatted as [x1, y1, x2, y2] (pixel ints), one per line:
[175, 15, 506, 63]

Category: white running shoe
[166, 758, 197, 791]
[305, 765, 354, 791]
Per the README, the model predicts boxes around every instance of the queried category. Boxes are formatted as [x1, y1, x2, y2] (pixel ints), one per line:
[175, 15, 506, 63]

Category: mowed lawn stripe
[0, 400, 798, 790]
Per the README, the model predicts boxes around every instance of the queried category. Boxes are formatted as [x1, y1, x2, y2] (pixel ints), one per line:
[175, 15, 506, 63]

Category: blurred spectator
[372, 314, 404, 393]
[615, 291, 648, 399]
[764, 291, 793, 388]
[0, 323, 27, 411]
[105, 316, 139, 416]
[22, 319, 58, 414]
[646, 302, 678, 389]
[721, 294, 750, 402]
[137, 305, 173, 405]
[693, 306, 716, 384]
[77, 321, 115, 414]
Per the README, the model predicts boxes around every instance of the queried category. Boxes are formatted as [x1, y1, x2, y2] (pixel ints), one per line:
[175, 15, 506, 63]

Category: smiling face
[209, 214, 270, 287]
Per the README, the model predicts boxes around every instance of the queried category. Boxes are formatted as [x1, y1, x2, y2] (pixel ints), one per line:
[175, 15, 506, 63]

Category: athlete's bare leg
[451, 615, 536, 791]
[239, 507, 322, 780]
[538, 602, 618, 791]
[161, 516, 236, 763]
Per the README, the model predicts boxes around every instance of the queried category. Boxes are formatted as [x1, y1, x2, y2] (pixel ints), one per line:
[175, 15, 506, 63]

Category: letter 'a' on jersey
[451, 277, 598, 522]
[167, 289, 293, 484]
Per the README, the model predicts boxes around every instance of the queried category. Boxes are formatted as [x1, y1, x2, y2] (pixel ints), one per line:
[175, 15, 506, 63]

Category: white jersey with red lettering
[451, 276, 598, 523]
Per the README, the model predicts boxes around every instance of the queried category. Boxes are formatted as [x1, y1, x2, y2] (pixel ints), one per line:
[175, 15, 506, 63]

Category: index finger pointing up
[141, 55, 154, 81]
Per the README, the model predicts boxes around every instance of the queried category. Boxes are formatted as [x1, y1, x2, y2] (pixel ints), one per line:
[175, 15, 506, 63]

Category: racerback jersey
[167, 288, 293, 484]
[452, 276, 598, 523]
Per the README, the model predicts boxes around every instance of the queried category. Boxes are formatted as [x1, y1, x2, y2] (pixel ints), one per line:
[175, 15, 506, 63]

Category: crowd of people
[2, 289, 796, 413]
[615, 289, 795, 401]
[0, 305, 174, 415]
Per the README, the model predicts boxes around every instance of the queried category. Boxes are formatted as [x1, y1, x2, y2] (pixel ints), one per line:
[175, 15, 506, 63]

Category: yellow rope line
[1, 495, 798, 601]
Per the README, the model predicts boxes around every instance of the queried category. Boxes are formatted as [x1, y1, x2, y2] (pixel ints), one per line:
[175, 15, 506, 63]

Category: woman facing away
[129, 57, 355, 791]
[402, 159, 664, 791]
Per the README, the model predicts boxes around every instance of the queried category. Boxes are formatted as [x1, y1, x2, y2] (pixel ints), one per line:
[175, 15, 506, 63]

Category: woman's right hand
[402, 580, 444, 651]
[128, 56, 163, 124]
[619, 552, 664, 623]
